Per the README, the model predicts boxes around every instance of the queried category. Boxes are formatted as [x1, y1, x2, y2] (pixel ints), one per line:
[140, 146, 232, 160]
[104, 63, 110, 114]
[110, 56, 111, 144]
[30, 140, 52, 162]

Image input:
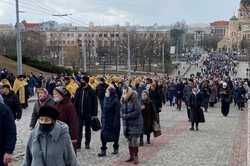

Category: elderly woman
[121, 87, 143, 164]
[30, 88, 55, 129]
[98, 85, 121, 157]
[22, 106, 79, 166]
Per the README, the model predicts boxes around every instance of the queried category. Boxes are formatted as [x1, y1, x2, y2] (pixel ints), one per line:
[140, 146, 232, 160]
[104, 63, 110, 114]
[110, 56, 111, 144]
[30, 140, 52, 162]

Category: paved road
[11, 61, 247, 166]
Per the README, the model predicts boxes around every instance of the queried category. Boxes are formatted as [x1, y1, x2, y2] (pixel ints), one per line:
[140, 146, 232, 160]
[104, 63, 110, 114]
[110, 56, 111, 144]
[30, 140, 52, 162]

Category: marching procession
[0, 52, 249, 166]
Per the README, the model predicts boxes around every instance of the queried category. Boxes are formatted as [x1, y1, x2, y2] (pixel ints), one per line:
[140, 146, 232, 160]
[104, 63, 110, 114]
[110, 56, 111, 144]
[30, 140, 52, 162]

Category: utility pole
[16, 0, 22, 75]
[162, 43, 165, 73]
[127, 26, 131, 77]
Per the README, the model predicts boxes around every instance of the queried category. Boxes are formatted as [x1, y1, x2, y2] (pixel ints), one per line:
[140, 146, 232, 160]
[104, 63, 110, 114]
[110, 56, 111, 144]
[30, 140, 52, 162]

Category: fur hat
[38, 106, 59, 120]
[54, 86, 69, 97]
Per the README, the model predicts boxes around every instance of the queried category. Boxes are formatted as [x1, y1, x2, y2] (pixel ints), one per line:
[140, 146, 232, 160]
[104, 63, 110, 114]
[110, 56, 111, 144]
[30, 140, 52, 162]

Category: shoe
[189, 127, 194, 131]
[76, 144, 81, 149]
[139, 141, 144, 146]
[112, 149, 119, 155]
[196, 128, 199, 131]
[125, 147, 134, 162]
[98, 150, 106, 157]
[134, 156, 139, 165]
[85, 145, 90, 149]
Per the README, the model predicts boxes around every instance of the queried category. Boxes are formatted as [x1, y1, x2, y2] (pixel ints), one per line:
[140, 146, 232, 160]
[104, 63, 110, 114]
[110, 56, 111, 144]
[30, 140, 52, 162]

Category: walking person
[22, 106, 79, 166]
[0, 102, 16, 166]
[121, 87, 143, 164]
[96, 77, 108, 112]
[74, 76, 98, 149]
[220, 82, 231, 117]
[13, 75, 29, 110]
[183, 80, 193, 121]
[98, 85, 121, 157]
[30, 88, 55, 129]
[189, 87, 205, 131]
[149, 82, 162, 123]
[1, 84, 22, 120]
[140, 91, 156, 146]
[53, 86, 79, 151]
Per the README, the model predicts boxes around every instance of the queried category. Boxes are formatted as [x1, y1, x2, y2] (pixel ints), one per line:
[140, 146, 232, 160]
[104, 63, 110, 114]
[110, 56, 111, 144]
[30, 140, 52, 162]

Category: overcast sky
[0, 0, 241, 26]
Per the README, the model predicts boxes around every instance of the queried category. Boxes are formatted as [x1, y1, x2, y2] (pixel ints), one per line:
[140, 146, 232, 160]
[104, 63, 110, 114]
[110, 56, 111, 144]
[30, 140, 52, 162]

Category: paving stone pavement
[10, 101, 246, 166]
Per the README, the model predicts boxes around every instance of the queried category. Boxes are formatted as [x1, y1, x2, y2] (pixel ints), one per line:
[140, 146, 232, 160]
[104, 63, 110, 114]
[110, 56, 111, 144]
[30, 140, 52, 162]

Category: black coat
[141, 99, 156, 134]
[189, 93, 205, 123]
[2, 91, 22, 120]
[101, 95, 121, 142]
[74, 85, 98, 124]
[149, 88, 162, 113]
[0, 103, 16, 166]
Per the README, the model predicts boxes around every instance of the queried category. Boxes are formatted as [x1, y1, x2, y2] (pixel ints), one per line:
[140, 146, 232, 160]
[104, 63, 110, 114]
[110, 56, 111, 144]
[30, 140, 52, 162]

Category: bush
[4, 54, 76, 75]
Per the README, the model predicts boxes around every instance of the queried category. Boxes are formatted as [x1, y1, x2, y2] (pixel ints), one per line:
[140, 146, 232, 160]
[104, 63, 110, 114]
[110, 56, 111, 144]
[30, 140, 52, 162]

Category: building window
[78, 34, 82, 37]
[116, 33, 119, 37]
[104, 34, 108, 37]
[99, 33, 103, 37]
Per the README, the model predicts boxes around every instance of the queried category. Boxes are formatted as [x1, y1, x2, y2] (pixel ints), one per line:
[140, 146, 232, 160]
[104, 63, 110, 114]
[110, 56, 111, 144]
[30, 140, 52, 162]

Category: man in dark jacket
[74, 76, 98, 149]
[96, 77, 108, 112]
[0, 103, 17, 166]
[1, 84, 22, 120]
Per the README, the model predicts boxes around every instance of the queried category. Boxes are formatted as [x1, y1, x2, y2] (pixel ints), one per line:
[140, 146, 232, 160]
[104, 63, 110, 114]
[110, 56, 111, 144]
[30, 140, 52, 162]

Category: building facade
[218, 0, 250, 51]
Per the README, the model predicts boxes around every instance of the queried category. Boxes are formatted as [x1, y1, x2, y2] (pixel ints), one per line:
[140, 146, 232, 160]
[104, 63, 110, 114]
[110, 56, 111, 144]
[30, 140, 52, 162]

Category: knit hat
[54, 86, 69, 97]
[38, 106, 59, 120]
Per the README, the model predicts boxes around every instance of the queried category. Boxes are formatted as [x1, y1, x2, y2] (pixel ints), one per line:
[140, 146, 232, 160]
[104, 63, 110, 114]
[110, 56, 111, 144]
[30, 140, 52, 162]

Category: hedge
[4, 54, 76, 75]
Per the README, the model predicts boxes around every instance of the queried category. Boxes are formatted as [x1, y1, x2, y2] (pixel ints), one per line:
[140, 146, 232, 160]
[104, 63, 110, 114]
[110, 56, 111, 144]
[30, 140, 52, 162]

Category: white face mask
[105, 90, 110, 97]
[53, 96, 62, 103]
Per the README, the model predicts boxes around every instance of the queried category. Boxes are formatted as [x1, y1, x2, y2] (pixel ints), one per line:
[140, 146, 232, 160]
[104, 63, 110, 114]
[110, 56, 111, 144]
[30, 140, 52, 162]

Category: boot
[139, 136, 144, 146]
[112, 149, 119, 155]
[125, 147, 134, 162]
[133, 147, 139, 165]
[98, 149, 106, 157]
[147, 135, 151, 144]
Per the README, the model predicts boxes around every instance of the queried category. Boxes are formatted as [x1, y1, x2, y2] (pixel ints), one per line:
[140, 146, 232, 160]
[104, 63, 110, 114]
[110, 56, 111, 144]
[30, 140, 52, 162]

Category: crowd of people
[0, 52, 249, 166]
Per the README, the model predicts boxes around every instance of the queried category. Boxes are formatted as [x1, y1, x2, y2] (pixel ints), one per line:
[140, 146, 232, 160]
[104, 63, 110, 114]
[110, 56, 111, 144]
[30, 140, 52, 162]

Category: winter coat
[2, 91, 22, 120]
[149, 88, 162, 113]
[55, 98, 78, 142]
[0, 103, 16, 166]
[183, 85, 192, 104]
[22, 121, 79, 166]
[189, 93, 205, 123]
[30, 97, 55, 129]
[141, 98, 156, 134]
[101, 95, 121, 142]
[74, 85, 98, 125]
[220, 88, 231, 104]
[209, 84, 218, 103]
[121, 92, 143, 138]
[96, 83, 108, 111]
[176, 83, 184, 99]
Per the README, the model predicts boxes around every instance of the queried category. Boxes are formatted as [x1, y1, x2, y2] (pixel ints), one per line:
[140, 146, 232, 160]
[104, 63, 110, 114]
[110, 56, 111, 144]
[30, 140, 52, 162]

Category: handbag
[153, 121, 162, 137]
[91, 117, 101, 131]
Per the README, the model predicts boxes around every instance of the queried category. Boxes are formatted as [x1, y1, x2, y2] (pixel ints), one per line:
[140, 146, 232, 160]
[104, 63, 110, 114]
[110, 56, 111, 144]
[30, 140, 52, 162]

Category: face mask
[105, 90, 110, 97]
[39, 123, 54, 133]
[53, 96, 62, 103]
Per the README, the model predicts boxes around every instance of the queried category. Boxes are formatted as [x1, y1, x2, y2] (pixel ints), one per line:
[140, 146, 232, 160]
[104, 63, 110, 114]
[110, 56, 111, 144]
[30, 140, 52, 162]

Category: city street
[11, 62, 248, 166]
[12, 95, 247, 166]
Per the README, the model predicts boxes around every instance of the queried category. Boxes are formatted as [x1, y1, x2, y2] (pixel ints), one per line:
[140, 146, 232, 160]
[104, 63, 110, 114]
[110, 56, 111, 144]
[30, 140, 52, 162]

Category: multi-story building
[210, 20, 229, 38]
[218, 0, 250, 51]
[0, 24, 14, 34]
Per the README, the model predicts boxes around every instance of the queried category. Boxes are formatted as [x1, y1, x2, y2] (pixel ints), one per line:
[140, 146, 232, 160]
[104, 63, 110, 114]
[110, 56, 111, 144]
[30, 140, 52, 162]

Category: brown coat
[55, 98, 78, 142]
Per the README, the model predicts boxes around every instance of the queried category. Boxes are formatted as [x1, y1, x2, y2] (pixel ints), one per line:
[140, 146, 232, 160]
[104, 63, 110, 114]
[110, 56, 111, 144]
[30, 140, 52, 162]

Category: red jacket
[55, 98, 78, 143]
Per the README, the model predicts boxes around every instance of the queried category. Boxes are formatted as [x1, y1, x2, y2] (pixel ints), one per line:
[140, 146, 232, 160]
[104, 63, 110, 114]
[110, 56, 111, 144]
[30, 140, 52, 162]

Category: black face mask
[39, 123, 54, 133]
[81, 82, 86, 87]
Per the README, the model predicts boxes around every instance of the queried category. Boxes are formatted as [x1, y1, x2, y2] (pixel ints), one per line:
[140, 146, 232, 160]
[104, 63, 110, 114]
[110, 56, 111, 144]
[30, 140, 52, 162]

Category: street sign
[170, 46, 176, 54]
